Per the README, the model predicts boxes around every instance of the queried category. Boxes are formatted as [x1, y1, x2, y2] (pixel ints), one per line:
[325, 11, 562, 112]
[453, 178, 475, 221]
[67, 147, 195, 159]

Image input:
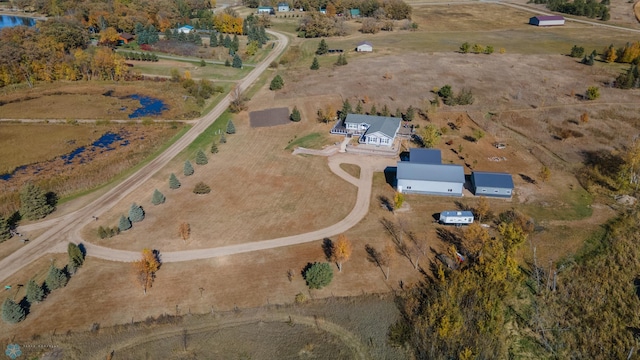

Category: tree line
[529, 0, 609, 20]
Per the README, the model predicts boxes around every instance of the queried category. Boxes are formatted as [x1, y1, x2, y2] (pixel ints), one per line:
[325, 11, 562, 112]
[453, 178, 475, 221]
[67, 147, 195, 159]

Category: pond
[0, 131, 128, 181]
[128, 94, 168, 119]
[0, 15, 36, 29]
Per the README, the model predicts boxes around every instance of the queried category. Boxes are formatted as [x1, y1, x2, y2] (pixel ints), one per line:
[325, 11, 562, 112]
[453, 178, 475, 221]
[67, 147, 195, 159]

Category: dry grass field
[1, 2, 638, 355]
[130, 58, 252, 80]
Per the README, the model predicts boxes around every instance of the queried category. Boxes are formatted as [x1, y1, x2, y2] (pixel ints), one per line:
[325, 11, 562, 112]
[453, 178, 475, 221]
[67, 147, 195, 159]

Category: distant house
[277, 2, 290, 11]
[118, 32, 134, 45]
[471, 171, 514, 198]
[258, 6, 275, 14]
[529, 15, 565, 26]
[335, 114, 401, 147]
[396, 148, 465, 196]
[439, 211, 474, 225]
[349, 8, 361, 17]
[177, 25, 194, 34]
[319, 7, 326, 14]
[356, 41, 372, 52]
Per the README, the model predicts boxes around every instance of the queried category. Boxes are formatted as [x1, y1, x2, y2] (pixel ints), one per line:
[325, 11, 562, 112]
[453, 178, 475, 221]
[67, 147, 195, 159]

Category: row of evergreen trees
[2, 243, 84, 324]
[163, 29, 203, 45]
[120, 52, 159, 62]
[1, 183, 55, 242]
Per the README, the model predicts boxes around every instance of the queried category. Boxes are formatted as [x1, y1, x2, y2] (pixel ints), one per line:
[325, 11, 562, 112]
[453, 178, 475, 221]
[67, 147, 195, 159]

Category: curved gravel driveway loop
[0, 30, 289, 282]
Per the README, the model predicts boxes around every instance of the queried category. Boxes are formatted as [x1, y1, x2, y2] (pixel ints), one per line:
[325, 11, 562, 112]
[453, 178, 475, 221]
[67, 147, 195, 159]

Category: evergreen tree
[210, 33, 218, 47]
[340, 99, 352, 121]
[193, 182, 211, 194]
[25, 279, 44, 304]
[20, 183, 54, 220]
[220, 133, 227, 143]
[370, 104, 377, 115]
[218, 33, 224, 46]
[147, 24, 159, 44]
[303, 262, 333, 289]
[310, 56, 320, 70]
[355, 102, 363, 114]
[67, 242, 85, 273]
[381, 104, 390, 117]
[232, 54, 243, 68]
[164, 28, 173, 40]
[195, 149, 208, 165]
[2, 298, 25, 324]
[232, 34, 240, 52]
[226, 120, 236, 134]
[404, 105, 415, 121]
[119, 214, 132, 232]
[270, 75, 284, 90]
[290, 106, 301, 122]
[224, 58, 231, 67]
[223, 34, 231, 48]
[184, 160, 195, 176]
[169, 173, 181, 189]
[152, 189, 166, 205]
[128, 203, 145, 223]
[210, 140, 219, 153]
[0, 215, 10, 242]
[45, 264, 68, 290]
[395, 107, 403, 118]
[316, 39, 328, 55]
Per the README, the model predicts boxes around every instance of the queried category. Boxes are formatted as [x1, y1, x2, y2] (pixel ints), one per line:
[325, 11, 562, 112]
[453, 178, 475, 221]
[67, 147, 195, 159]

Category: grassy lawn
[131, 60, 252, 80]
[284, 132, 331, 150]
[340, 163, 361, 179]
[520, 185, 593, 222]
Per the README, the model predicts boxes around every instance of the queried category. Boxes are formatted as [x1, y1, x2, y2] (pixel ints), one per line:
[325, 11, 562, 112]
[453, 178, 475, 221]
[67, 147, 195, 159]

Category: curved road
[0, 30, 288, 283]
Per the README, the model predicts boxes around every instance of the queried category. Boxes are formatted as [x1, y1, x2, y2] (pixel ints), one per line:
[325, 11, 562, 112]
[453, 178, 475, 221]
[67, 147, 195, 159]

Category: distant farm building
[471, 171, 514, 198]
[277, 2, 290, 11]
[258, 6, 275, 14]
[349, 8, 361, 17]
[118, 32, 134, 44]
[529, 15, 565, 26]
[177, 25, 194, 34]
[356, 41, 373, 52]
[439, 211, 474, 225]
[396, 148, 465, 196]
[331, 114, 400, 147]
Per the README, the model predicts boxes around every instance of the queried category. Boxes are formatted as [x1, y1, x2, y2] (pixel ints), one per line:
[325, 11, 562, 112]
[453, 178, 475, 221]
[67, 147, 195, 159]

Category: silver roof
[345, 114, 400, 139]
[397, 162, 465, 183]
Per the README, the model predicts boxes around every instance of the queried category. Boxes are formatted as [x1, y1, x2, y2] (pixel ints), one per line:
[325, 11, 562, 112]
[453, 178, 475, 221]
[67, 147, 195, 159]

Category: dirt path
[0, 30, 288, 283]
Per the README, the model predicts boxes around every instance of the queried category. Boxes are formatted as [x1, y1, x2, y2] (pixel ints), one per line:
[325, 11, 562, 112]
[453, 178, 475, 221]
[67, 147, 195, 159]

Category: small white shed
[439, 211, 474, 225]
[356, 41, 372, 52]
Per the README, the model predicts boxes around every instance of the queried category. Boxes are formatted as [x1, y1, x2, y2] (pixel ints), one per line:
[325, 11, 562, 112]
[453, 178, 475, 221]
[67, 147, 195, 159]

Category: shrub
[195, 149, 208, 165]
[128, 203, 145, 223]
[152, 189, 166, 205]
[303, 262, 333, 289]
[193, 182, 211, 194]
[310, 57, 320, 70]
[586, 86, 600, 100]
[98, 226, 108, 239]
[184, 160, 194, 176]
[220, 133, 227, 144]
[290, 106, 301, 122]
[210, 141, 219, 153]
[295, 292, 307, 304]
[270, 75, 284, 90]
[2, 299, 25, 324]
[118, 215, 132, 232]
[169, 173, 181, 189]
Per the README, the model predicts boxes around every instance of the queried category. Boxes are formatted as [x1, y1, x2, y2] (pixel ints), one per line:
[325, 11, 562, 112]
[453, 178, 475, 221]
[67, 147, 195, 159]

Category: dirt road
[0, 30, 288, 283]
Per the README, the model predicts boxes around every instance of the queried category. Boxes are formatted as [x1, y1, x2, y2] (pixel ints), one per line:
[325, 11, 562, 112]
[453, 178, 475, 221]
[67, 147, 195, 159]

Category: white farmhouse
[341, 114, 400, 147]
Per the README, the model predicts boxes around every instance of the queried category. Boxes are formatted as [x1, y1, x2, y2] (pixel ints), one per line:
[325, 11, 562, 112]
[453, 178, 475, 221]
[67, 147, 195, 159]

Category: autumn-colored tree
[462, 222, 489, 257]
[332, 234, 352, 272]
[580, 112, 589, 123]
[133, 248, 160, 295]
[420, 124, 441, 148]
[98, 27, 120, 47]
[602, 44, 617, 63]
[394, 192, 405, 211]
[179, 222, 190, 242]
[620, 139, 640, 190]
[474, 196, 489, 223]
[539, 165, 551, 183]
[326, 2, 337, 17]
[380, 244, 395, 280]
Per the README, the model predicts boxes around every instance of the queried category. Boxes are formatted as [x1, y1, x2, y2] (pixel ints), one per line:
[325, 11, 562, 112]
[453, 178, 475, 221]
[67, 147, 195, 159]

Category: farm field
[1, 1, 639, 357]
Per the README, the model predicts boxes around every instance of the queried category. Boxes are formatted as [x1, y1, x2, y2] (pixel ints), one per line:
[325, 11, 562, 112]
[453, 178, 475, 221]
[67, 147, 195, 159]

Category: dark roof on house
[357, 41, 372, 47]
[410, 148, 441, 164]
[531, 15, 564, 21]
[471, 171, 514, 189]
[345, 114, 400, 139]
[119, 32, 134, 40]
[397, 162, 465, 183]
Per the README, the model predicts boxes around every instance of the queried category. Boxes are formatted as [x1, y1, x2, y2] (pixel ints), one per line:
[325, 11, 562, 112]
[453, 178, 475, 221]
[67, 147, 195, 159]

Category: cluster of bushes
[460, 42, 495, 54]
[615, 65, 640, 89]
[2, 243, 84, 324]
[436, 85, 474, 106]
[97, 225, 120, 239]
[120, 52, 159, 62]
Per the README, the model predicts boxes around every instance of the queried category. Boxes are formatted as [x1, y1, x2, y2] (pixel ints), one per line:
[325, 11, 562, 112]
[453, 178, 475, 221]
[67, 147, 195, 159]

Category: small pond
[0, 15, 36, 29]
[128, 94, 168, 119]
[1, 132, 128, 181]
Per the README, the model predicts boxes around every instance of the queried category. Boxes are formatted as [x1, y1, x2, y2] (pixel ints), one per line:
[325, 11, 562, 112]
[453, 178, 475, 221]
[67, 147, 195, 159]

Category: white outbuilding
[356, 41, 373, 52]
[439, 211, 474, 225]
[529, 15, 565, 26]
